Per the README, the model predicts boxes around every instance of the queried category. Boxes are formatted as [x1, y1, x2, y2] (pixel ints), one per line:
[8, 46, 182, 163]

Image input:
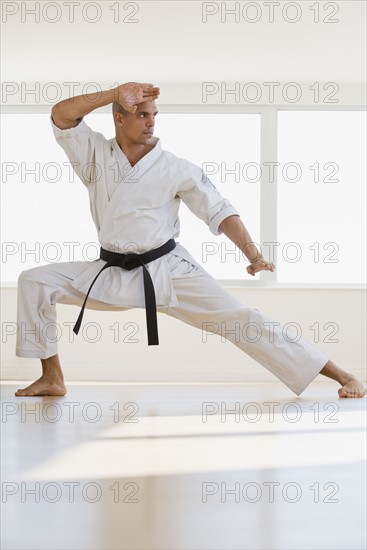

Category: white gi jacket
[51, 116, 239, 308]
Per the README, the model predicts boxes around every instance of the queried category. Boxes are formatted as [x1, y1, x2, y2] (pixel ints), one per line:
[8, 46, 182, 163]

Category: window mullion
[260, 107, 278, 285]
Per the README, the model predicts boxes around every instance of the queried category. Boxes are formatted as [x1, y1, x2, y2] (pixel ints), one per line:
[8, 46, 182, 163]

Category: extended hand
[246, 256, 275, 276]
[115, 82, 160, 113]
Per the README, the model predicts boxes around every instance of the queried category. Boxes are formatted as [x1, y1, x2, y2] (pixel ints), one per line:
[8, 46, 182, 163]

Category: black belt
[73, 239, 176, 345]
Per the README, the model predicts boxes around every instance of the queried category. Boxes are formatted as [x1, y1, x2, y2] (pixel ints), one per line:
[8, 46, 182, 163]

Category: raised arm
[51, 82, 160, 129]
[218, 215, 275, 276]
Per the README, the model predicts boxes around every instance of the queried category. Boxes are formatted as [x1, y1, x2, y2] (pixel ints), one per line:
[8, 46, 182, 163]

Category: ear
[114, 111, 125, 127]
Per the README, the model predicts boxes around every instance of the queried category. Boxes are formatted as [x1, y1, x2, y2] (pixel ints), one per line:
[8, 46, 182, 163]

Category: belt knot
[118, 253, 142, 271]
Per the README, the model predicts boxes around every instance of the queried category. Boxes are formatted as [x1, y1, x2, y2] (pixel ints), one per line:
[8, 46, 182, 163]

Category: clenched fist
[246, 256, 275, 276]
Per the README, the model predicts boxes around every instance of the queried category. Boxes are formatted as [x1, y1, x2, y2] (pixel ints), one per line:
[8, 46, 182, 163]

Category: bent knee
[18, 266, 51, 285]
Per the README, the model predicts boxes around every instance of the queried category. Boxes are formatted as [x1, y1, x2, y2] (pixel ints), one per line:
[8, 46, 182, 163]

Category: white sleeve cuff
[209, 206, 240, 236]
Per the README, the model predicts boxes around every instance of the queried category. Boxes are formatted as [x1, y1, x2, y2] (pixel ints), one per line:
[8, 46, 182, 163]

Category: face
[115, 101, 158, 146]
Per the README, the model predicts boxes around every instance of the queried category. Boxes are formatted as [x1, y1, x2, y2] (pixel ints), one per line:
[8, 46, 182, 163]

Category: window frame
[1, 103, 366, 289]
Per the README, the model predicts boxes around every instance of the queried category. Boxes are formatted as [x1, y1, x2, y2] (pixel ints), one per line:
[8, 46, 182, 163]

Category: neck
[115, 136, 156, 167]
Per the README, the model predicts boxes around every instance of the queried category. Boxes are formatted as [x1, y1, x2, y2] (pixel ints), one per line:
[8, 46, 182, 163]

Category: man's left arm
[219, 215, 275, 276]
[177, 163, 275, 276]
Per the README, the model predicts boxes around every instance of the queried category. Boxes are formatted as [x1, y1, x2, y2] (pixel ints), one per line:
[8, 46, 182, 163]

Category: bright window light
[277, 111, 366, 284]
[1, 112, 260, 282]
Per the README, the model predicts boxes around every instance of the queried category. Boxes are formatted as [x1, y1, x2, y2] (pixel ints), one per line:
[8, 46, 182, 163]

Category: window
[1, 113, 99, 282]
[277, 110, 366, 284]
[157, 113, 261, 279]
[1, 111, 261, 282]
[1, 108, 364, 285]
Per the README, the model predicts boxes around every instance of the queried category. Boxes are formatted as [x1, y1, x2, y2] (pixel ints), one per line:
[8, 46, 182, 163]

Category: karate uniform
[15, 116, 329, 395]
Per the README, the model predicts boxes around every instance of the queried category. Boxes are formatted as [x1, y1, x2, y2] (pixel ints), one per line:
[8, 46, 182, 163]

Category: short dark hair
[112, 102, 130, 116]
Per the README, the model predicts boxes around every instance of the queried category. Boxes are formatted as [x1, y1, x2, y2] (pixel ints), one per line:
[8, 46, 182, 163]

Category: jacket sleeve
[50, 115, 106, 187]
[177, 160, 239, 235]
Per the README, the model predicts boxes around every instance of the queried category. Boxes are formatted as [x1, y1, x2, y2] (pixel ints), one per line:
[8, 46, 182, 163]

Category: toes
[15, 389, 34, 397]
[338, 386, 366, 398]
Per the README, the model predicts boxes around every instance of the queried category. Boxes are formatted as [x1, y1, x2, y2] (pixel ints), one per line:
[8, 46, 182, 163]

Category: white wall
[1, 2, 366, 82]
[1, 1, 366, 105]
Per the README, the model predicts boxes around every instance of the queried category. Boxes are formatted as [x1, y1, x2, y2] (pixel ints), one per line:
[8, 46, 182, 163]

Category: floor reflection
[2, 382, 366, 549]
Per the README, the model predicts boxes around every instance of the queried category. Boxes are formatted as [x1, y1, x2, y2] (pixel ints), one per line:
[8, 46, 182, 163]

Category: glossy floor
[1, 381, 366, 550]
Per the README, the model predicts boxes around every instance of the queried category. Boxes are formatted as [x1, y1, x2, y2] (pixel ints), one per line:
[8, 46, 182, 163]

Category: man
[15, 82, 365, 398]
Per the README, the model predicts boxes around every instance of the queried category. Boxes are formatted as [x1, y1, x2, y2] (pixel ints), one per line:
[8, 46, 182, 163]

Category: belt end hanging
[73, 314, 83, 335]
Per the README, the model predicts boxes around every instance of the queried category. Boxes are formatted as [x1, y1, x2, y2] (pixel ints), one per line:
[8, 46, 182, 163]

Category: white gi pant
[16, 253, 329, 396]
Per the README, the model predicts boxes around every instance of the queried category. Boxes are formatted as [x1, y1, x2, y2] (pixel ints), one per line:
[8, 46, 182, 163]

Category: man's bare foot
[319, 361, 366, 398]
[15, 376, 67, 397]
[338, 377, 366, 399]
[14, 354, 66, 397]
